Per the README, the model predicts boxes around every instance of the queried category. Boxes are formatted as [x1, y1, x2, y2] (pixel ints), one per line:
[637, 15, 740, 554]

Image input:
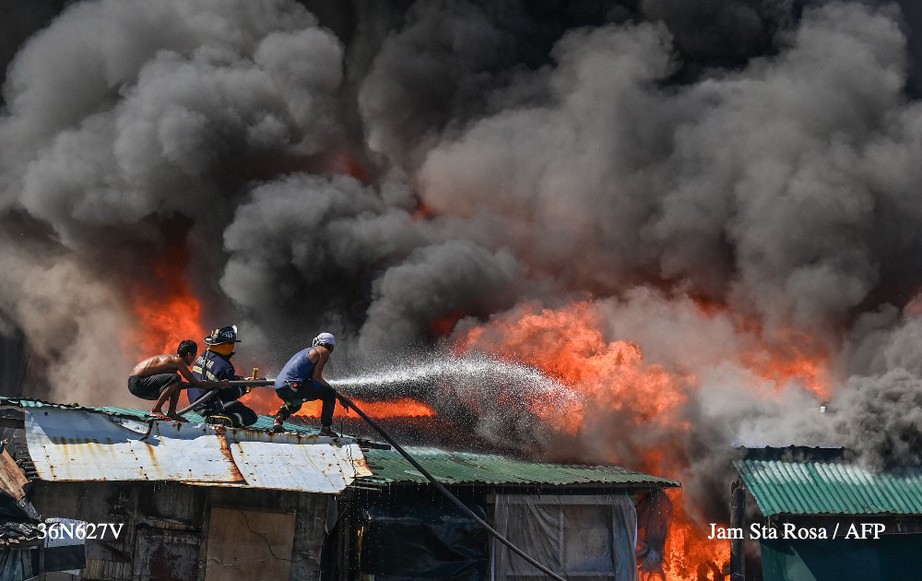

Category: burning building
[4, 0, 922, 578]
[0, 395, 677, 580]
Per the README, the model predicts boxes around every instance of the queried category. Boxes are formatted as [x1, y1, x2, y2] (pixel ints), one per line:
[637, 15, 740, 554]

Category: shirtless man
[128, 340, 225, 420]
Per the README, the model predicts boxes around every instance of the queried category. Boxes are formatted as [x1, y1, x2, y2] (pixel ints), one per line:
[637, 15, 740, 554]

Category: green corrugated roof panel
[362, 447, 680, 488]
[735, 458, 922, 516]
[0, 396, 319, 435]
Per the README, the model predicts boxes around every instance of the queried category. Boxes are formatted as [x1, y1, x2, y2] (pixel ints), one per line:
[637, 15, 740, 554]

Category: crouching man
[188, 325, 258, 427]
[272, 332, 343, 436]
[128, 340, 225, 421]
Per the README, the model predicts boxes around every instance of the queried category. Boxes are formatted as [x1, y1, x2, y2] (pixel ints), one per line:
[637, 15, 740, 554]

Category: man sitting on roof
[128, 340, 225, 421]
[272, 332, 343, 436]
[187, 325, 258, 428]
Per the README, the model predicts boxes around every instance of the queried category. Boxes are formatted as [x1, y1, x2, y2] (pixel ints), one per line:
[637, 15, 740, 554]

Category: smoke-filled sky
[3, 0, 922, 506]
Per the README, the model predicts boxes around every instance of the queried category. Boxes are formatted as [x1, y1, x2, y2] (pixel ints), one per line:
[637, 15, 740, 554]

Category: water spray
[176, 356, 569, 578]
[329, 354, 582, 407]
[336, 391, 567, 581]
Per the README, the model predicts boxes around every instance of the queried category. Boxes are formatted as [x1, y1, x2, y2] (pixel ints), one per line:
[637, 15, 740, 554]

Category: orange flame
[665, 494, 730, 581]
[691, 298, 831, 399]
[455, 302, 692, 434]
[127, 245, 204, 361]
[450, 300, 835, 579]
[242, 387, 436, 419]
[740, 330, 831, 400]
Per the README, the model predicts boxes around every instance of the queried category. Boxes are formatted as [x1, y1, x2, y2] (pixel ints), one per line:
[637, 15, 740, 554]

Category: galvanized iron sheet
[361, 447, 679, 487]
[24, 408, 367, 493]
[228, 432, 371, 494]
[735, 458, 922, 516]
[25, 408, 242, 483]
[226, 439, 369, 493]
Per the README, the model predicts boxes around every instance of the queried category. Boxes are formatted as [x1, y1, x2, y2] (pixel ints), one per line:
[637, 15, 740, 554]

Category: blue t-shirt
[274, 348, 317, 390]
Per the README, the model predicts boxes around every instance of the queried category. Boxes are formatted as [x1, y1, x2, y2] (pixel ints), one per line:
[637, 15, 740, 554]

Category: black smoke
[1, 0, 922, 489]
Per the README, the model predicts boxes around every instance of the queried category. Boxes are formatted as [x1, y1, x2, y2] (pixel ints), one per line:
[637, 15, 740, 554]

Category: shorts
[128, 373, 179, 400]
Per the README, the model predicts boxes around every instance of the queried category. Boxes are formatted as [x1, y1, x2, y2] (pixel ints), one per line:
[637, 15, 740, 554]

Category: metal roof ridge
[735, 456, 922, 516]
[0, 395, 351, 438]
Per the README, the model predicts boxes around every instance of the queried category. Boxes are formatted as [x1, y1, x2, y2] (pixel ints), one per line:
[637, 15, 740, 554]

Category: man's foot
[148, 410, 169, 421]
[318, 426, 337, 438]
[272, 419, 285, 433]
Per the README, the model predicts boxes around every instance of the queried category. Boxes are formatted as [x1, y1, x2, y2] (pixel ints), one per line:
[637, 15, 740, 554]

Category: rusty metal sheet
[25, 408, 243, 484]
[24, 407, 372, 494]
[224, 430, 372, 494]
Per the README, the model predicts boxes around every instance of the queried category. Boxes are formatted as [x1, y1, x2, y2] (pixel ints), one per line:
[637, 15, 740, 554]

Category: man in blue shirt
[188, 325, 258, 427]
[272, 332, 341, 436]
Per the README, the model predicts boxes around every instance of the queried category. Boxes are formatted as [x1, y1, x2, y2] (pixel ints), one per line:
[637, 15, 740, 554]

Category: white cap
[314, 332, 336, 346]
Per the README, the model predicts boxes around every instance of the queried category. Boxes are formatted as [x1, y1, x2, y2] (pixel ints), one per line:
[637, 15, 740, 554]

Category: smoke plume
[2, 0, 922, 529]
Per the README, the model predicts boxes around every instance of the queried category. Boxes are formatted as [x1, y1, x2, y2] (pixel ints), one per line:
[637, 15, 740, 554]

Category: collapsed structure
[0, 396, 678, 580]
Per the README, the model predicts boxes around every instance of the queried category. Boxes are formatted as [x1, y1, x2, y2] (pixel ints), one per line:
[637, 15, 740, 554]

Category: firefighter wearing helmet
[272, 332, 342, 436]
[188, 325, 258, 427]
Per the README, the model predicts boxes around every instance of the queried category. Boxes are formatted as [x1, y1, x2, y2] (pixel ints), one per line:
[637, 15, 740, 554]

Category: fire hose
[177, 383, 566, 578]
[336, 392, 567, 581]
[175, 379, 275, 416]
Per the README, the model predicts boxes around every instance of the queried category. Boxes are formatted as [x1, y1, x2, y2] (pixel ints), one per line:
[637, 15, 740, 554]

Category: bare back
[131, 354, 183, 377]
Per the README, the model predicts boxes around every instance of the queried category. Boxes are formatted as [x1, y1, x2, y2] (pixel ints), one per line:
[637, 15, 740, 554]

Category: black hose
[176, 380, 276, 415]
[337, 393, 566, 581]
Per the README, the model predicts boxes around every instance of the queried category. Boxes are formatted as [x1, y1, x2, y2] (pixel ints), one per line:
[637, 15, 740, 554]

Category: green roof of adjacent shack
[361, 447, 680, 488]
[735, 451, 922, 516]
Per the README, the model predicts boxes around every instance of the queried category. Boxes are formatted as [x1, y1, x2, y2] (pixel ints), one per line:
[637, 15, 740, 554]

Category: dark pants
[196, 393, 258, 427]
[128, 374, 179, 400]
[221, 401, 258, 427]
[275, 382, 337, 427]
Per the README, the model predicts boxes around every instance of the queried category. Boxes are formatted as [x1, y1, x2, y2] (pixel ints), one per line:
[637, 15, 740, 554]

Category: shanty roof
[3, 396, 318, 435]
[361, 447, 680, 488]
[1, 397, 679, 493]
[735, 448, 922, 516]
[2, 396, 370, 494]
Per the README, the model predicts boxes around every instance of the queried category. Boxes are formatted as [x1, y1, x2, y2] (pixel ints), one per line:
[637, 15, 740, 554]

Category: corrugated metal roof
[0, 396, 320, 436]
[223, 429, 372, 494]
[23, 406, 368, 494]
[735, 458, 922, 516]
[4, 397, 678, 491]
[361, 447, 679, 487]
